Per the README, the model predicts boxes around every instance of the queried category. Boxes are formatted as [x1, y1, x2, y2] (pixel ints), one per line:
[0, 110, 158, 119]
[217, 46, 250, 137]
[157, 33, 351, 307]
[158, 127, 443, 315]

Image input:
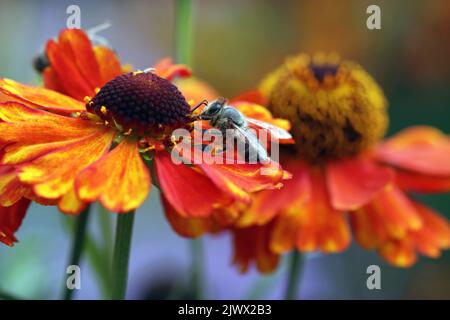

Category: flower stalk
[285, 251, 303, 300]
[111, 211, 135, 300]
[63, 205, 91, 300]
[175, 0, 195, 66]
[189, 238, 204, 299]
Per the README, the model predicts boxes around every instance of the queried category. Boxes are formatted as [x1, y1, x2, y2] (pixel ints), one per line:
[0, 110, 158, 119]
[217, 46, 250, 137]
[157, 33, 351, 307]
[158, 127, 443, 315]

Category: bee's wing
[245, 117, 292, 140]
[231, 123, 269, 163]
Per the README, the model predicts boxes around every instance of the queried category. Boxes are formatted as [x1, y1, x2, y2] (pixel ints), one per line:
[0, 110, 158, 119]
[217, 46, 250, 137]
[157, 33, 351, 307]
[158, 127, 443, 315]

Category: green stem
[63, 206, 91, 300]
[285, 251, 303, 300]
[0, 289, 21, 300]
[175, 0, 195, 66]
[111, 212, 135, 300]
[190, 238, 204, 299]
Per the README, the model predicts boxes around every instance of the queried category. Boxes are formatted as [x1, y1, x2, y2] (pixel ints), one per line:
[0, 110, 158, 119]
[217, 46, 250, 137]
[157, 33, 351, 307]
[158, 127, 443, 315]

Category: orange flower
[228, 53, 450, 272]
[0, 28, 288, 245]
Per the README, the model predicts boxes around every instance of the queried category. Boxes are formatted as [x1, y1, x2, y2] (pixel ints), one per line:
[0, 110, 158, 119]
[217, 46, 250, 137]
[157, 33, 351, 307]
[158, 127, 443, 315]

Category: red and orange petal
[93, 46, 123, 86]
[270, 166, 351, 254]
[152, 58, 192, 81]
[174, 77, 219, 103]
[155, 151, 230, 218]
[0, 102, 116, 214]
[0, 78, 85, 114]
[233, 223, 280, 273]
[395, 169, 450, 193]
[326, 154, 394, 211]
[377, 126, 450, 176]
[0, 103, 102, 161]
[353, 185, 422, 243]
[0, 166, 28, 207]
[370, 202, 450, 268]
[162, 195, 216, 237]
[0, 198, 30, 246]
[410, 202, 450, 258]
[234, 159, 311, 228]
[45, 29, 100, 100]
[198, 160, 287, 204]
[43, 29, 124, 99]
[17, 128, 115, 200]
[351, 184, 450, 267]
[75, 139, 151, 213]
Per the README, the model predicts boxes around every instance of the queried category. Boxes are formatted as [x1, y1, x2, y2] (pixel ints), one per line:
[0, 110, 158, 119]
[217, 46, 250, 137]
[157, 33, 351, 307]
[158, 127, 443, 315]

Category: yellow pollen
[132, 70, 144, 76]
[83, 96, 92, 103]
[100, 106, 108, 115]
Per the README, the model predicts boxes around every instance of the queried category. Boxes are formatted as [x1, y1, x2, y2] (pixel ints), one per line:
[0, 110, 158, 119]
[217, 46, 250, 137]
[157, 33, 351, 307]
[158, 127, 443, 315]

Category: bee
[191, 97, 292, 163]
[33, 22, 112, 73]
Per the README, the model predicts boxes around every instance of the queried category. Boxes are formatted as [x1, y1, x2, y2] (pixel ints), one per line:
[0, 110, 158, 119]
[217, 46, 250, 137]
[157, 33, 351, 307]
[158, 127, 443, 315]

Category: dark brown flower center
[309, 62, 339, 82]
[87, 72, 190, 132]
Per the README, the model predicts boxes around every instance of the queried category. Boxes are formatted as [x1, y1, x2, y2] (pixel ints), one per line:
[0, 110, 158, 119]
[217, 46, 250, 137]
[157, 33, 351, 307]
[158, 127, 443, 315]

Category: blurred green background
[0, 0, 449, 299]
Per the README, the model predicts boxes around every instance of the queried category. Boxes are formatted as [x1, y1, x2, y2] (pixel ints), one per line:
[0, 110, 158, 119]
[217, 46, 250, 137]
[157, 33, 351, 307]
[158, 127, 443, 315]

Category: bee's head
[200, 97, 227, 119]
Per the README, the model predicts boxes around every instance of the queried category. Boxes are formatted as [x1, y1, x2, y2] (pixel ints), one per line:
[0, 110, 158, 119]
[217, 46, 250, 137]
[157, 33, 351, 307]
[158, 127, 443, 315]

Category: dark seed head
[87, 72, 190, 131]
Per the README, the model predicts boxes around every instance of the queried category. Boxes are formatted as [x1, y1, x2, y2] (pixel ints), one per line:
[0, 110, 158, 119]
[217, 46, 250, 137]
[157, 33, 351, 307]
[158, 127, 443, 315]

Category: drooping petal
[198, 160, 286, 204]
[378, 239, 417, 268]
[326, 155, 394, 211]
[161, 195, 214, 237]
[0, 166, 28, 206]
[368, 186, 423, 238]
[269, 211, 302, 253]
[395, 169, 450, 193]
[235, 160, 311, 227]
[76, 139, 151, 213]
[270, 166, 351, 254]
[0, 198, 30, 246]
[410, 202, 450, 257]
[350, 187, 440, 267]
[18, 129, 115, 199]
[0, 102, 100, 146]
[155, 151, 228, 218]
[233, 224, 280, 273]
[354, 198, 450, 267]
[58, 187, 88, 215]
[94, 46, 123, 86]
[351, 206, 388, 249]
[376, 126, 450, 176]
[57, 29, 102, 90]
[0, 78, 85, 113]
